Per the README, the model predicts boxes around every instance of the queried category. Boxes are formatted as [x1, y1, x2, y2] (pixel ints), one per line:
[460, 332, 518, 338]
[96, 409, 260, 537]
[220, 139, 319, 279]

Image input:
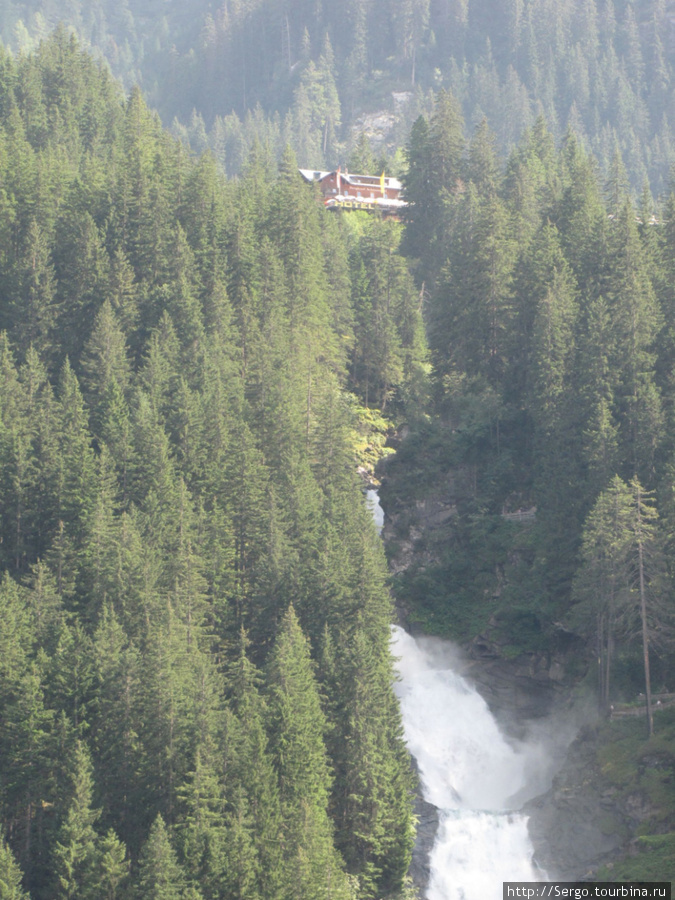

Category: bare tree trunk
[638, 530, 654, 737]
[635, 483, 654, 737]
[605, 623, 613, 714]
[597, 611, 605, 710]
[306, 362, 312, 454]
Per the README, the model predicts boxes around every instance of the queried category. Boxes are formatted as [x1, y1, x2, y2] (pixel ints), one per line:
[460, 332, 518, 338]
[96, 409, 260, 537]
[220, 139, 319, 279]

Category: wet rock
[409, 791, 440, 891]
[466, 653, 567, 726]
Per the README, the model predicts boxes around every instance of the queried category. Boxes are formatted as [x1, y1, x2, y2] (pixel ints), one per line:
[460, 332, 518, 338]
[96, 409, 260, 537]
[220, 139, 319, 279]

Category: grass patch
[594, 709, 675, 884]
[597, 833, 675, 886]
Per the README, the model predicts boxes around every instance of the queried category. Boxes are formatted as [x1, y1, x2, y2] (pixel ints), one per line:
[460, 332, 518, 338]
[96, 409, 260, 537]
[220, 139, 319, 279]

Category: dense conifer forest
[386, 91, 675, 721]
[3, 0, 675, 190]
[3, 0, 675, 894]
[0, 32, 424, 900]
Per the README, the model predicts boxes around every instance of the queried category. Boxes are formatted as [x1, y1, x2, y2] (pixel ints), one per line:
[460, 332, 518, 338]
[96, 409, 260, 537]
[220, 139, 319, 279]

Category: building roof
[298, 168, 332, 182]
[298, 168, 402, 192]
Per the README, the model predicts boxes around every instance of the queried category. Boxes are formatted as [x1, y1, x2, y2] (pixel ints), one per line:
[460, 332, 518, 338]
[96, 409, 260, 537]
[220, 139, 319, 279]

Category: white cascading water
[365, 488, 385, 535]
[366, 487, 553, 899]
[391, 627, 549, 900]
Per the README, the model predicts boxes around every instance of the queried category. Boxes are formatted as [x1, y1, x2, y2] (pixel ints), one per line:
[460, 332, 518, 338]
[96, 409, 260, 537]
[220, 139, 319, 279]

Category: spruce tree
[92, 603, 141, 842]
[53, 741, 100, 900]
[2, 661, 56, 891]
[331, 628, 414, 898]
[226, 634, 283, 900]
[94, 829, 129, 900]
[176, 744, 229, 900]
[134, 815, 185, 900]
[265, 606, 350, 900]
[80, 301, 131, 437]
[606, 199, 662, 482]
[0, 832, 29, 900]
[14, 218, 58, 364]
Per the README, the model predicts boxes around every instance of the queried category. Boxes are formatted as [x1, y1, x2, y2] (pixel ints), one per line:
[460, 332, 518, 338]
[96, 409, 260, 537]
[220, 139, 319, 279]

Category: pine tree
[0, 832, 29, 900]
[94, 829, 129, 900]
[572, 475, 633, 712]
[13, 218, 58, 364]
[265, 606, 350, 900]
[53, 741, 100, 900]
[134, 815, 185, 900]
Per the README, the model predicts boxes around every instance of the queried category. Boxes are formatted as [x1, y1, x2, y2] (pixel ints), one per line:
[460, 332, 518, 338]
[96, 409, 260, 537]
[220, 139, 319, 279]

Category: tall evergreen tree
[0, 832, 29, 900]
[134, 815, 187, 900]
[53, 741, 100, 900]
[265, 606, 350, 900]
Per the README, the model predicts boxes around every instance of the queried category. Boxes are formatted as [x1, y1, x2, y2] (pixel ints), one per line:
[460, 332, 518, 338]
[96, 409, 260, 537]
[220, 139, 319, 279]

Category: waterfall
[391, 627, 548, 900]
[365, 487, 384, 534]
[366, 486, 554, 899]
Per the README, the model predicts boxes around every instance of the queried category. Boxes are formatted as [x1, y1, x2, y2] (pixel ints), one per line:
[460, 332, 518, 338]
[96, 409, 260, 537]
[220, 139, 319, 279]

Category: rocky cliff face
[525, 725, 630, 880]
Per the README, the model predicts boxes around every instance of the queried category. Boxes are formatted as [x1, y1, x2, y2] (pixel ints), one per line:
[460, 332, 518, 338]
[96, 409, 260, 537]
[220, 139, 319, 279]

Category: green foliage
[0, 834, 28, 900]
[134, 815, 186, 900]
[266, 606, 352, 900]
[0, 32, 414, 900]
[53, 742, 100, 900]
[600, 834, 675, 888]
[95, 829, 129, 900]
[388, 102, 675, 703]
[595, 709, 675, 884]
[4, 0, 675, 195]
